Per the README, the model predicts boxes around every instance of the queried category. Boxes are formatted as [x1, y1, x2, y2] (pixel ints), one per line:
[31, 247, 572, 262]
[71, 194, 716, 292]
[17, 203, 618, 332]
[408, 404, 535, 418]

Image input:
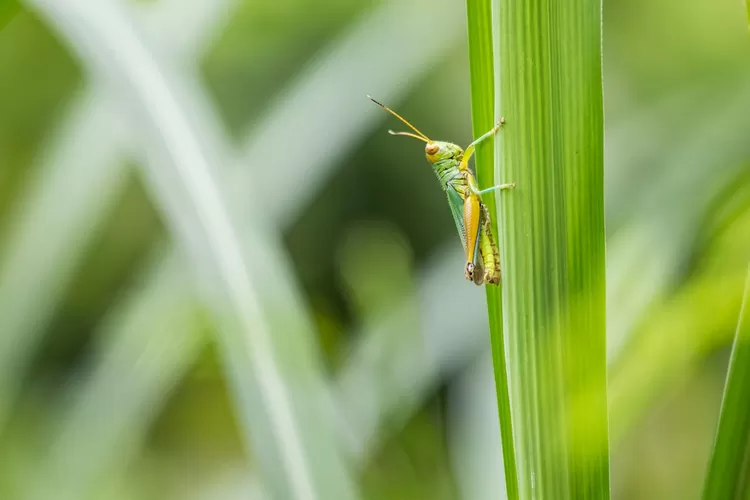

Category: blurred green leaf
[0, 91, 129, 429]
[701, 264, 750, 499]
[24, 1, 361, 498]
[2, 0, 467, 497]
[201, 0, 366, 136]
[0, 0, 20, 30]
[26, 251, 204, 500]
[0, 0, 235, 429]
[609, 174, 750, 445]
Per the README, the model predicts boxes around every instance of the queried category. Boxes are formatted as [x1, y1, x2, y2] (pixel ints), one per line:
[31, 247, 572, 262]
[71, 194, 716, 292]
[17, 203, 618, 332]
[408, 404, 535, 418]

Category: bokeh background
[0, 0, 749, 498]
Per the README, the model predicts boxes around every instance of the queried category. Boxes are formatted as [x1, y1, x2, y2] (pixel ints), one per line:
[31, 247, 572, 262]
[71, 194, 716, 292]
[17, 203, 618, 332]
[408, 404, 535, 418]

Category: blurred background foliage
[0, 0, 748, 498]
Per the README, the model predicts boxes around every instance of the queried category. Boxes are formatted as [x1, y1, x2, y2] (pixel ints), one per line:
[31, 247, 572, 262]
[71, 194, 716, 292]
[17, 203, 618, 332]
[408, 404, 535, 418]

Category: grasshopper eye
[425, 143, 439, 155]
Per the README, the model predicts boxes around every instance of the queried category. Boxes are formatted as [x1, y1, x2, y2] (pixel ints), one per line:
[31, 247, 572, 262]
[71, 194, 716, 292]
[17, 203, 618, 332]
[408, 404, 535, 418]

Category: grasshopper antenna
[388, 130, 428, 143]
[367, 95, 431, 142]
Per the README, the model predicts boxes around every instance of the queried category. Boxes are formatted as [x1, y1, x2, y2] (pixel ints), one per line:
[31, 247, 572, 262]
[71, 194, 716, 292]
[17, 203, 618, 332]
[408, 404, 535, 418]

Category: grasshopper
[368, 96, 514, 286]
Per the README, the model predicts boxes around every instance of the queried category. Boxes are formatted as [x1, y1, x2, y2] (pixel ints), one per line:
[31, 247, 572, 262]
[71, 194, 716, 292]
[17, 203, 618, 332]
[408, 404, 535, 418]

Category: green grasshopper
[368, 96, 514, 286]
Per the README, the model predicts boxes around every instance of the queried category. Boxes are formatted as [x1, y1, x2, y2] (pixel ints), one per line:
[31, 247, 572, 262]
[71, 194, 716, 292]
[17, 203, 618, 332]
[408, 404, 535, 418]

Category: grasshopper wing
[446, 187, 467, 251]
[447, 187, 484, 284]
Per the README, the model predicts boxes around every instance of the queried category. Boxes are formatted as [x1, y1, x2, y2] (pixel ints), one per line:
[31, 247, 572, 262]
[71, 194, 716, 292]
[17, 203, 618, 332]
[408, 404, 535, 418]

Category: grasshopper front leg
[472, 182, 516, 196]
[460, 120, 516, 196]
[466, 169, 515, 197]
[459, 118, 504, 172]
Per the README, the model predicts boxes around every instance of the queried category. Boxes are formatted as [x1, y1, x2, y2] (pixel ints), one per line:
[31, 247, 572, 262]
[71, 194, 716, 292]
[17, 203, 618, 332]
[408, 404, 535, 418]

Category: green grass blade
[702, 264, 750, 499]
[338, 246, 488, 460]
[0, 0, 19, 29]
[0, 0, 237, 431]
[26, 252, 204, 500]
[492, 0, 610, 497]
[465, 0, 517, 497]
[0, 91, 128, 429]
[8, 3, 464, 496]
[25, 1, 360, 498]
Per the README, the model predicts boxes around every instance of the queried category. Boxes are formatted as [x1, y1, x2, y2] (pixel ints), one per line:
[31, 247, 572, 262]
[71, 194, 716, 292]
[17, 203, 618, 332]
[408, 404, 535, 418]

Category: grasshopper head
[425, 141, 463, 164]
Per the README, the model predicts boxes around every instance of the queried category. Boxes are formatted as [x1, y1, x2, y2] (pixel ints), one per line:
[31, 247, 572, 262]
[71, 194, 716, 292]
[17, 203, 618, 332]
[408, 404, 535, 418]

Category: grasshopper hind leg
[461, 193, 486, 286]
[479, 204, 501, 285]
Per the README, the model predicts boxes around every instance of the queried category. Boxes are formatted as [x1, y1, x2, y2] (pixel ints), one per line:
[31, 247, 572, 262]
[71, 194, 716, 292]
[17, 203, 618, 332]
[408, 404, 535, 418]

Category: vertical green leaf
[465, 0, 517, 498]
[492, 0, 610, 498]
[702, 264, 750, 500]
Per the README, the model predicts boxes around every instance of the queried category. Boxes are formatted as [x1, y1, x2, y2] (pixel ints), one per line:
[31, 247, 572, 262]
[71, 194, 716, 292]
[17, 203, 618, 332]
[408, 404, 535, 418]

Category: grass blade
[26, 251, 204, 500]
[702, 264, 750, 499]
[0, 0, 238, 430]
[465, 0, 517, 497]
[0, 91, 128, 428]
[492, 0, 610, 497]
[609, 268, 749, 445]
[15, 2, 465, 496]
[337, 246, 487, 459]
[25, 1, 360, 498]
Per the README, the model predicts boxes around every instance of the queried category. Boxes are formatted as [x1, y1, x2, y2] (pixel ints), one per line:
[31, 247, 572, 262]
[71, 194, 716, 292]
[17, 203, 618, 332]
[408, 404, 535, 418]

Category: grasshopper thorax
[425, 141, 463, 164]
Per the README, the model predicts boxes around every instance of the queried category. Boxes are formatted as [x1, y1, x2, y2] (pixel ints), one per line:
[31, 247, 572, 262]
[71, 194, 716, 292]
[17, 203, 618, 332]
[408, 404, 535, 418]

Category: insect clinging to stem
[367, 95, 514, 286]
